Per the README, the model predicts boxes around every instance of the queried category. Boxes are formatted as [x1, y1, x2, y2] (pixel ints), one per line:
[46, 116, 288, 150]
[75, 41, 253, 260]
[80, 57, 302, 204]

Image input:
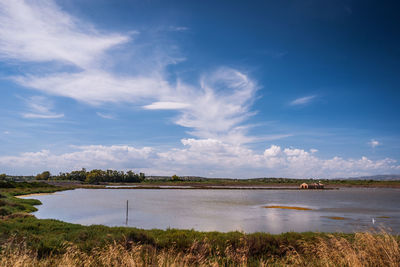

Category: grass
[263, 206, 312, 210]
[0, 216, 326, 260]
[0, 181, 73, 217]
[0, 230, 398, 266]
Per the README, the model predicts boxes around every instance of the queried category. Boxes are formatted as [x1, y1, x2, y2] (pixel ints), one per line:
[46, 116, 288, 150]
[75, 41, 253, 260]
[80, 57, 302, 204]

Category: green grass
[0, 181, 74, 217]
[1, 215, 340, 260]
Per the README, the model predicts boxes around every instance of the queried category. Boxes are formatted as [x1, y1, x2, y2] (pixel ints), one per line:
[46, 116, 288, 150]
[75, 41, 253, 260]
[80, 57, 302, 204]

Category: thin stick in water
[125, 200, 128, 225]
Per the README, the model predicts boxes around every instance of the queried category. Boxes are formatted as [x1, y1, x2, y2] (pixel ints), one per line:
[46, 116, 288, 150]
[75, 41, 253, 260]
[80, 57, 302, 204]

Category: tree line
[35, 169, 145, 184]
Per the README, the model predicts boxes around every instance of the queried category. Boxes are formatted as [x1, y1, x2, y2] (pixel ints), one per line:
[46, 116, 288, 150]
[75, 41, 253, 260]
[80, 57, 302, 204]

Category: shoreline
[41, 181, 400, 189]
[104, 186, 339, 190]
[15, 192, 58, 198]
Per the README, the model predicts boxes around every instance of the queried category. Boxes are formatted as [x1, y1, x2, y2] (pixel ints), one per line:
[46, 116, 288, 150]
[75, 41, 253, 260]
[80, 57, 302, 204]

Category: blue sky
[0, 0, 399, 178]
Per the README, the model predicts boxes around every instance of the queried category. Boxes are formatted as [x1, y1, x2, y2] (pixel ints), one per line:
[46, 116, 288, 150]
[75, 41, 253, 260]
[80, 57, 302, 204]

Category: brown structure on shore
[300, 183, 308, 189]
[300, 182, 324, 189]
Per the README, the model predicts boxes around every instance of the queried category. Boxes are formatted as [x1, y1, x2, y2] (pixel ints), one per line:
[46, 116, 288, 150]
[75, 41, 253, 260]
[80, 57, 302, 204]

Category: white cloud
[173, 68, 258, 144]
[21, 95, 64, 119]
[1, 1, 395, 179]
[1, 141, 399, 178]
[289, 95, 316, 106]
[169, 26, 189, 32]
[143, 101, 190, 110]
[16, 68, 257, 143]
[96, 112, 114, 119]
[264, 145, 281, 157]
[1, 1, 260, 144]
[368, 139, 380, 148]
[22, 113, 64, 119]
[15, 70, 171, 106]
[0, 145, 154, 174]
[0, 0, 129, 68]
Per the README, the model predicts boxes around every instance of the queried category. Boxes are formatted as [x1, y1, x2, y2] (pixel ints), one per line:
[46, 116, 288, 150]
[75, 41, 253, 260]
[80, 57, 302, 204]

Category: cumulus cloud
[289, 95, 316, 106]
[0, 145, 154, 174]
[1, 141, 399, 178]
[368, 139, 380, 148]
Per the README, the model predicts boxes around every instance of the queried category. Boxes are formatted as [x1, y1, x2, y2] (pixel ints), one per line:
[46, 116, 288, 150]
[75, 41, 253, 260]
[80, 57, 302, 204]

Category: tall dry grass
[1, 230, 399, 267]
[0, 239, 228, 267]
[270, 230, 400, 267]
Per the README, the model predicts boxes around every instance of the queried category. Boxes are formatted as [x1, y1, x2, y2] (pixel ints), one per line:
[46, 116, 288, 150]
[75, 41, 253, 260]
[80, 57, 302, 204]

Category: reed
[270, 229, 400, 267]
[1, 230, 398, 267]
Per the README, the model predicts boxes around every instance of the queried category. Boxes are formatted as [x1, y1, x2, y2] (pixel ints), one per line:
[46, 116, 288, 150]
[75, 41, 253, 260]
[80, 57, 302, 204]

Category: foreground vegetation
[1, 230, 398, 267]
[1, 180, 399, 266]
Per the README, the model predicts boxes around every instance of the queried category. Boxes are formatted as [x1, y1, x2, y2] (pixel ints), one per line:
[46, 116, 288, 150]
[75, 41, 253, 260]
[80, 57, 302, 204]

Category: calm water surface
[23, 188, 400, 233]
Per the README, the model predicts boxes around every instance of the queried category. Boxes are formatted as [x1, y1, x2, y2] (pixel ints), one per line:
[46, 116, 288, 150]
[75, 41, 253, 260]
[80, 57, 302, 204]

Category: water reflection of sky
[23, 188, 400, 234]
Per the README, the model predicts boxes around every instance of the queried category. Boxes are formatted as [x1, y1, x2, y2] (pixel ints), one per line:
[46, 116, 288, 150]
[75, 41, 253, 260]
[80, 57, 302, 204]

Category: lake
[22, 188, 400, 234]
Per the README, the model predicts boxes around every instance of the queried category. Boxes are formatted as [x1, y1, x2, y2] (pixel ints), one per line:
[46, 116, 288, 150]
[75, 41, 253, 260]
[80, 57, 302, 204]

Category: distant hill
[148, 175, 400, 181]
[335, 174, 400, 181]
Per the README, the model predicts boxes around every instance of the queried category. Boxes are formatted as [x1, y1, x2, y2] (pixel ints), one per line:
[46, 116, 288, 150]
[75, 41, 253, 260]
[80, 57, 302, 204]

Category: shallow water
[22, 188, 400, 233]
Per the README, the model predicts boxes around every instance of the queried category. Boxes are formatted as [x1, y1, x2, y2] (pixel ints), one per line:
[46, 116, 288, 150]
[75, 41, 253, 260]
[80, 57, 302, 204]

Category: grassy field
[0, 181, 399, 266]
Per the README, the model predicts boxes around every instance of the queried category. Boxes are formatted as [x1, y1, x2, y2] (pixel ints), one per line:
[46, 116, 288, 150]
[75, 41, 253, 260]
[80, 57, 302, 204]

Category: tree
[171, 174, 180, 181]
[85, 169, 105, 184]
[0, 173, 6, 181]
[35, 171, 51, 180]
[139, 172, 146, 182]
[69, 168, 87, 181]
[125, 170, 138, 183]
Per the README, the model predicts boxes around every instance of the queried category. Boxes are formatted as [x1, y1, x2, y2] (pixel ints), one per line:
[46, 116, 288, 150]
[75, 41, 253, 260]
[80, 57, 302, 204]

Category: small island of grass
[323, 216, 348, 220]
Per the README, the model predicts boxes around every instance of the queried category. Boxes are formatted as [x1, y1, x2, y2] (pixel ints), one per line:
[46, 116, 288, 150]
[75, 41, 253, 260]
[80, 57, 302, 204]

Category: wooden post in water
[125, 200, 128, 226]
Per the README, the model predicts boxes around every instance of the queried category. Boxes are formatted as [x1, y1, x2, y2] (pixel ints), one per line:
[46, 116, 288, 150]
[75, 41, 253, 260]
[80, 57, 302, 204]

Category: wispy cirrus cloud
[0, 0, 129, 68]
[15, 70, 171, 106]
[168, 26, 189, 32]
[1, 0, 259, 145]
[21, 95, 64, 119]
[143, 101, 190, 110]
[289, 95, 317, 106]
[22, 113, 64, 119]
[96, 112, 115, 120]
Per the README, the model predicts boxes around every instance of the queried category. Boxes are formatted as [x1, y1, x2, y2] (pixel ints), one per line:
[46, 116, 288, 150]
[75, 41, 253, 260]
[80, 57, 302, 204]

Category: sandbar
[263, 205, 312, 210]
[15, 192, 56, 198]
